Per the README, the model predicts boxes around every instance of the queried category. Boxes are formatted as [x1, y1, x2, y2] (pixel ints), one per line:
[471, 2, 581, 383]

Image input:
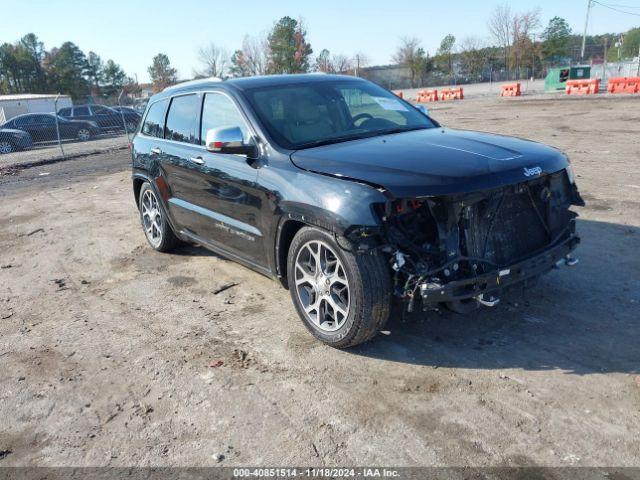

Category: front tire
[0, 141, 15, 154]
[138, 182, 180, 252]
[287, 227, 392, 348]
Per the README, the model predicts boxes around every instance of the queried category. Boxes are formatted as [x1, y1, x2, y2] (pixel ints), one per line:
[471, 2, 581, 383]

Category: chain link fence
[0, 91, 147, 170]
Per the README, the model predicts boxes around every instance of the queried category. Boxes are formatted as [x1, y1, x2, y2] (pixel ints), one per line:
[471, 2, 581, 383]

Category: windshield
[244, 80, 437, 150]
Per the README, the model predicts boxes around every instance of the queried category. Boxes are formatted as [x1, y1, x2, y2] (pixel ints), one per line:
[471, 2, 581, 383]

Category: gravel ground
[0, 95, 639, 468]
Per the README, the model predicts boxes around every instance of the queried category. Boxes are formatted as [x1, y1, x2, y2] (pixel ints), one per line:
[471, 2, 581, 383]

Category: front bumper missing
[419, 234, 580, 305]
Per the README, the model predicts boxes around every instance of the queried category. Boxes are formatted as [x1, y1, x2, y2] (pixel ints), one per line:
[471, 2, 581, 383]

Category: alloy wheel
[294, 240, 350, 332]
[141, 189, 163, 248]
[78, 129, 91, 141]
[0, 141, 14, 154]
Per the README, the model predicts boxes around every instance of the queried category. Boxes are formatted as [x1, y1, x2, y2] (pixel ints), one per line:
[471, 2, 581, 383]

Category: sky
[1, 0, 638, 82]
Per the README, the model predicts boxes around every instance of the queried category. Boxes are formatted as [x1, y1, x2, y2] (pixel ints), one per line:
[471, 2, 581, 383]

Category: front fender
[261, 166, 389, 235]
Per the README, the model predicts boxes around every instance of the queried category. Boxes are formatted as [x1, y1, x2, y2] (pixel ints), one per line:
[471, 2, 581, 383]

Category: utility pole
[603, 37, 608, 83]
[581, 0, 593, 62]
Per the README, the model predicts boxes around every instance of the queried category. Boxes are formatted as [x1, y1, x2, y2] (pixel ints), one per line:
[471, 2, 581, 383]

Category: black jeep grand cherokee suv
[131, 74, 584, 348]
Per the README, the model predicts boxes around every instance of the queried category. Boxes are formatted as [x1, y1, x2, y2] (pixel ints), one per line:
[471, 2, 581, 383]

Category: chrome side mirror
[205, 126, 256, 156]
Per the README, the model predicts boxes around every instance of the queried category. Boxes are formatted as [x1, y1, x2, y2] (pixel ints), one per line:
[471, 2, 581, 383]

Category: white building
[0, 94, 73, 124]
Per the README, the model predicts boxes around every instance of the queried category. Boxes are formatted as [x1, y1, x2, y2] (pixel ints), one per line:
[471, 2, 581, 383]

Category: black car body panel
[290, 128, 569, 198]
[59, 105, 140, 132]
[0, 127, 33, 150]
[131, 74, 583, 311]
[2, 114, 99, 142]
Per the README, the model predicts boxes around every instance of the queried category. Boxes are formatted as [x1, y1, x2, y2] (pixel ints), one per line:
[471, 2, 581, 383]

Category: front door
[162, 91, 266, 269]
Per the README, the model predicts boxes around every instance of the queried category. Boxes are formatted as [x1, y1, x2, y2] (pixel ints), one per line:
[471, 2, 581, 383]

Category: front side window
[74, 106, 90, 116]
[245, 80, 436, 149]
[59, 108, 71, 116]
[200, 93, 249, 145]
[141, 99, 168, 138]
[164, 94, 199, 144]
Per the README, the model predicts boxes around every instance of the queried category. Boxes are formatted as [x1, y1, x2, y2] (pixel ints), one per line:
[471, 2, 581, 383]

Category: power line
[592, 0, 640, 16]
[599, 2, 640, 8]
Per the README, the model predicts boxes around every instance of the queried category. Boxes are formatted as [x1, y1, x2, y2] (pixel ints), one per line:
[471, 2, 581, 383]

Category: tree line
[391, 4, 640, 88]
[0, 33, 130, 99]
[2, 11, 639, 98]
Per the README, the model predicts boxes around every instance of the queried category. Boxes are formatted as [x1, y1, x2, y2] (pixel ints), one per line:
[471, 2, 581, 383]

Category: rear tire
[138, 182, 180, 252]
[77, 128, 92, 141]
[287, 226, 392, 348]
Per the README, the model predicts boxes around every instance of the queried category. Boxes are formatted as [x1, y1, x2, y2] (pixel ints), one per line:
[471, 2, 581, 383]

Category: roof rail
[163, 77, 222, 92]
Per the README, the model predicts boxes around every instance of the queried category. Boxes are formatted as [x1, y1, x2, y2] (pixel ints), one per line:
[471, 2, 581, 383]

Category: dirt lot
[0, 95, 639, 468]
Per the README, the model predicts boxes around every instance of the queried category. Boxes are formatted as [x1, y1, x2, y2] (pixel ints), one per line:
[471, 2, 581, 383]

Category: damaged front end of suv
[350, 166, 584, 313]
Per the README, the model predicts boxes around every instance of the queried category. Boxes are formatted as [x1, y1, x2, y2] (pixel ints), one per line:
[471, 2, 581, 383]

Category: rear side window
[141, 99, 168, 138]
[74, 106, 89, 116]
[165, 94, 199, 143]
[92, 106, 111, 115]
[14, 116, 32, 127]
[200, 93, 249, 145]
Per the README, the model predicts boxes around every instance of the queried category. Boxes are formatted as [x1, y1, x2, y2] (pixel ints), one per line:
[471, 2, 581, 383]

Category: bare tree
[458, 37, 488, 80]
[487, 3, 513, 72]
[511, 8, 541, 74]
[393, 37, 429, 87]
[230, 34, 269, 77]
[314, 50, 355, 74]
[315, 49, 332, 72]
[392, 36, 421, 65]
[243, 35, 269, 75]
[195, 43, 229, 78]
[331, 54, 353, 73]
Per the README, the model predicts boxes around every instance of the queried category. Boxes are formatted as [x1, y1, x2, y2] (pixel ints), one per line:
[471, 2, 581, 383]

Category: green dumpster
[545, 66, 591, 92]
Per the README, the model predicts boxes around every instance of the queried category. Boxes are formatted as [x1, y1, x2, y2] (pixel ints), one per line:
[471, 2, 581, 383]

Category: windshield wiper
[296, 131, 384, 149]
[294, 125, 432, 150]
[376, 125, 431, 136]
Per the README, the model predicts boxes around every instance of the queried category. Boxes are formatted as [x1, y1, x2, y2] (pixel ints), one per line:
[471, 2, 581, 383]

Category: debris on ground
[213, 282, 238, 295]
[26, 228, 44, 236]
[209, 360, 224, 368]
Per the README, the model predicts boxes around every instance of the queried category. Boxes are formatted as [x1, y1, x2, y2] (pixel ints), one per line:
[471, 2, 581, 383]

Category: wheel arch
[275, 218, 306, 288]
[133, 177, 145, 208]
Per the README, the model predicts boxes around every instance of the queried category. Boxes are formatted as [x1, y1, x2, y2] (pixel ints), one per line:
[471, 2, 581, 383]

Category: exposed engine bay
[371, 169, 585, 312]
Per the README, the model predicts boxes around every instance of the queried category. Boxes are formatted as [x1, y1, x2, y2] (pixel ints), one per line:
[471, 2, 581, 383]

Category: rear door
[72, 106, 92, 125]
[27, 115, 57, 142]
[159, 93, 207, 236]
[91, 105, 120, 130]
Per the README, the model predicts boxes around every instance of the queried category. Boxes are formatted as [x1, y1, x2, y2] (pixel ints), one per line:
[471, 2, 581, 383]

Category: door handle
[189, 156, 205, 165]
[150, 147, 162, 155]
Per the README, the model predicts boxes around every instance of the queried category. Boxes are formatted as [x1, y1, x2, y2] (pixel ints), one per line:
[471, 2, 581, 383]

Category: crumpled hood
[290, 128, 569, 198]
